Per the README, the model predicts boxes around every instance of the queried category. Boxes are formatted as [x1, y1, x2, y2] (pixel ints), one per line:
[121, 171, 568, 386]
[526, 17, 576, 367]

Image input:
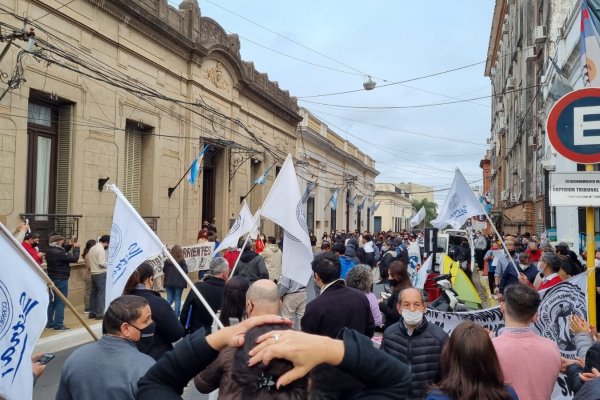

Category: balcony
[19, 213, 82, 250]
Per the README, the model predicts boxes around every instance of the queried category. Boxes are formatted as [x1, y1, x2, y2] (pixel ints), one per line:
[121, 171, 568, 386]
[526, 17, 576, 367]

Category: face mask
[508, 250, 516, 256]
[520, 263, 530, 270]
[388, 279, 398, 287]
[402, 309, 423, 326]
[538, 264, 545, 274]
[130, 321, 156, 343]
[382, 246, 388, 252]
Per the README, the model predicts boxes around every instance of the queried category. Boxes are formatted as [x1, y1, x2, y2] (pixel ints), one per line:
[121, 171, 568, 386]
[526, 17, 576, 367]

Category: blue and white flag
[413, 255, 432, 289]
[106, 185, 164, 307]
[0, 223, 49, 400]
[254, 164, 274, 185]
[213, 201, 255, 255]
[328, 189, 339, 211]
[187, 145, 209, 185]
[370, 202, 381, 213]
[301, 181, 316, 204]
[356, 197, 366, 214]
[431, 169, 485, 230]
[260, 155, 313, 285]
[348, 194, 357, 207]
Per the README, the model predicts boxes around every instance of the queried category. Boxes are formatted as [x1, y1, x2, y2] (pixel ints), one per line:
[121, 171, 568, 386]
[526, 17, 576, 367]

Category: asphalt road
[33, 345, 79, 400]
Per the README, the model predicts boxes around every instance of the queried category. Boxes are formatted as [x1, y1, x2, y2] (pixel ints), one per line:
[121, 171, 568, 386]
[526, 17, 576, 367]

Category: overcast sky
[176, 1, 495, 205]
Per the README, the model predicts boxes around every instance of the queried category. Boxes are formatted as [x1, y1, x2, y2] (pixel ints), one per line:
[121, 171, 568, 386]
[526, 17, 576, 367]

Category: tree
[411, 198, 438, 227]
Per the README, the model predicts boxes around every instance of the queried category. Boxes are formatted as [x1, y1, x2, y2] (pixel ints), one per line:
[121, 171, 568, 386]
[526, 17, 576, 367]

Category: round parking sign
[546, 87, 600, 163]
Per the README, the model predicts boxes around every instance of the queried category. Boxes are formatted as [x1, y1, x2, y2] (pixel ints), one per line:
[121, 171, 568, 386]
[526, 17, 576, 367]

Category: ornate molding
[204, 62, 229, 90]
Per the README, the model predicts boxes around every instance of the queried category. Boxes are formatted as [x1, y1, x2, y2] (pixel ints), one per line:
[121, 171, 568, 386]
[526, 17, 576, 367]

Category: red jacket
[538, 275, 562, 291]
[223, 249, 240, 270]
[22, 241, 42, 265]
[526, 248, 542, 263]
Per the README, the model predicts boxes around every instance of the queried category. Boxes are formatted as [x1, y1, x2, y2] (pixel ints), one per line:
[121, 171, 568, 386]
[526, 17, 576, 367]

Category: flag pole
[163, 246, 224, 330]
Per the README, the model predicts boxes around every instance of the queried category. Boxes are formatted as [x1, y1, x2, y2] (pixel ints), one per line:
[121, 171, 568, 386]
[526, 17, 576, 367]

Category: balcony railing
[19, 213, 83, 250]
[142, 216, 159, 232]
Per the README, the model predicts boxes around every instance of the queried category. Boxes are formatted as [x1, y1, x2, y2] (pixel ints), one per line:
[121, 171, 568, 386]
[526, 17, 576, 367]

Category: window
[124, 122, 143, 210]
[331, 208, 336, 232]
[306, 197, 315, 232]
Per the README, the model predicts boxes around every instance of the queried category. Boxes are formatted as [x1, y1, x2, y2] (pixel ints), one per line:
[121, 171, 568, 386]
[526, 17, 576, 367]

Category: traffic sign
[546, 87, 600, 163]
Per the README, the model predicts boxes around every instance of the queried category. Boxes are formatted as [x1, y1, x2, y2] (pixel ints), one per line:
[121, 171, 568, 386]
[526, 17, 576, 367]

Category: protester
[13, 221, 29, 243]
[194, 280, 284, 397]
[379, 260, 412, 329]
[474, 231, 488, 273]
[361, 234, 377, 268]
[426, 321, 518, 400]
[180, 257, 229, 334]
[525, 241, 542, 263]
[45, 235, 80, 331]
[278, 275, 306, 330]
[494, 241, 516, 296]
[219, 276, 250, 327]
[261, 236, 282, 282]
[222, 246, 240, 270]
[124, 263, 185, 359]
[484, 243, 499, 295]
[309, 230, 317, 249]
[81, 239, 97, 314]
[493, 283, 561, 399]
[137, 316, 411, 400]
[333, 242, 354, 279]
[301, 252, 375, 398]
[22, 231, 44, 265]
[255, 233, 266, 254]
[87, 234, 109, 320]
[379, 239, 398, 283]
[499, 252, 535, 293]
[537, 253, 564, 291]
[381, 287, 448, 400]
[232, 241, 269, 282]
[163, 245, 188, 318]
[56, 295, 155, 400]
[345, 264, 383, 328]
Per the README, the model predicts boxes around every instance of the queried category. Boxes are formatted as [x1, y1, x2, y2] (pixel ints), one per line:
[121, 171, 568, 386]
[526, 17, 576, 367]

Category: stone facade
[374, 183, 414, 232]
[0, 0, 376, 249]
[296, 109, 378, 239]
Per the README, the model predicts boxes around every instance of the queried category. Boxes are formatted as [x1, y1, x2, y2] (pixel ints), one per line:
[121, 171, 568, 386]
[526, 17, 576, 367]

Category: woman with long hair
[346, 264, 383, 328]
[81, 239, 97, 314]
[123, 263, 185, 359]
[219, 276, 250, 327]
[163, 245, 188, 318]
[426, 322, 518, 400]
[379, 260, 412, 329]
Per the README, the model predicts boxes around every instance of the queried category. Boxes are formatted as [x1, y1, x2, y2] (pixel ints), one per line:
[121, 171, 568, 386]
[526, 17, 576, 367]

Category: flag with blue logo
[328, 189, 339, 211]
[0, 223, 49, 400]
[105, 185, 164, 307]
[187, 145, 209, 185]
[254, 164, 274, 185]
[213, 201, 255, 255]
[431, 169, 485, 230]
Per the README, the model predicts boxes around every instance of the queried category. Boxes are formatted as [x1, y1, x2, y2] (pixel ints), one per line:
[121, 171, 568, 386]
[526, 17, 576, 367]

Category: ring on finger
[273, 334, 280, 344]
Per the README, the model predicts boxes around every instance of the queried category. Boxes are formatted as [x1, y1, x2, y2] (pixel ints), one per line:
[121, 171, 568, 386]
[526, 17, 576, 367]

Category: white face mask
[538, 264, 545, 274]
[402, 309, 423, 326]
[521, 263, 530, 270]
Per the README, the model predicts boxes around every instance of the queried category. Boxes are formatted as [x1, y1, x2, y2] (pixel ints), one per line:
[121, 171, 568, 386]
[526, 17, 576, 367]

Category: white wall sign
[549, 172, 600, 207]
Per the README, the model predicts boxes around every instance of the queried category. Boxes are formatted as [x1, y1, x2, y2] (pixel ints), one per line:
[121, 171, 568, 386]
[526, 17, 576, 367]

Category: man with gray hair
[180, 257, 229, 334]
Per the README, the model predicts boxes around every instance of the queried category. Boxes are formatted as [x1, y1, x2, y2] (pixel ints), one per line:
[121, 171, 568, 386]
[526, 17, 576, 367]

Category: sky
[170, 1, 496, 205]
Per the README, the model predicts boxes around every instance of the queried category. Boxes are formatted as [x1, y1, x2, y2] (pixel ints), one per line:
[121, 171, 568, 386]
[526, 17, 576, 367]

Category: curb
[34, 322, 103, 354]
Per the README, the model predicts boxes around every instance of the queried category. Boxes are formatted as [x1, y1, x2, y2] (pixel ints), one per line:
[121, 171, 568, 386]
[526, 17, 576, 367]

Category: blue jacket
[426, 385, 519, 400]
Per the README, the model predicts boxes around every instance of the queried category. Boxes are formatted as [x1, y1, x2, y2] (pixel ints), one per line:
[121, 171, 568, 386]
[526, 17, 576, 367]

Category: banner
[407, 241, 422, 285]
[261, 155, 313, 285]
[0, 224, 49, 400]
[213, 201, 254, 255]
[183, 242, 215, 273]
[427, 273, 588, 400]
[106, 185, 164, 307]
[431, 169, 486, 230]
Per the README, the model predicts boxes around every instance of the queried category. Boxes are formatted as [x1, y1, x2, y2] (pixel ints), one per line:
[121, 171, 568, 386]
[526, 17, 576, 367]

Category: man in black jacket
[180, 257, 229, 334]
[301, 252, 375, 398]
[381, 287, 448, 400]
[45, 234, 80, 331]
[232, 242, 268, 282]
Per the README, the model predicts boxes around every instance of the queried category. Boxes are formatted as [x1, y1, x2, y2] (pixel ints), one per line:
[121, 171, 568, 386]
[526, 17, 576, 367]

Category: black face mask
[130, 321, 156, 344]
[508, 250, 516, 256]
[388, 279, 399, 287]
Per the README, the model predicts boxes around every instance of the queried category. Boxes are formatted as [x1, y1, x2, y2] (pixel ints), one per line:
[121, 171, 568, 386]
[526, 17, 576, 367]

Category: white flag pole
[162, 246, 224, 329]
[229, 207, 262, 279]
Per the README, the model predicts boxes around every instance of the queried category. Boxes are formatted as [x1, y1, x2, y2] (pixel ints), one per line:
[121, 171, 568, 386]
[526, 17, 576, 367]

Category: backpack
[339, 256, 356, 279]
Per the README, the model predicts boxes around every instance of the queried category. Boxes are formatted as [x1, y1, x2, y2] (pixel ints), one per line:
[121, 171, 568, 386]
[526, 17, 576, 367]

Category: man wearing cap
[46, 234, 80, 331]
[22, 231, 44, 265]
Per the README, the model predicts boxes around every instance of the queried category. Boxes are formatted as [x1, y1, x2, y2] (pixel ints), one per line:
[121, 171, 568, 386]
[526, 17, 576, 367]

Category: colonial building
[394, 182, 434, 203]
[0, 0, 378, 250]
[296, 108, 378, 239]
[373, 183, 414, 233]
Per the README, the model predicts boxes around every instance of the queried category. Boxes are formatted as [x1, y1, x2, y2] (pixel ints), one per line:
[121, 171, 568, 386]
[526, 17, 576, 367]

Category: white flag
[250, 210, 261, 240]
[106, 185, 164, 307]
[213, 201, 255, 255]
[260, 155, 313, 285]
[431, 169, 485, 230]
[0, 223, 49, 400]
[410, 206, 426, 227]
[413, 255, 432, 289]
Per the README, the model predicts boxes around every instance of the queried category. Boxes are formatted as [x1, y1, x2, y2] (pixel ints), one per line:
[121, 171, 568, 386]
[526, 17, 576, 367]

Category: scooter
[428, 274, 472, 312]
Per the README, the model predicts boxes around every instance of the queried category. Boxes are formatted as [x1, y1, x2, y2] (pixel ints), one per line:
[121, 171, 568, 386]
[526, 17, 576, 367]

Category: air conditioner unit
[534, 25, 547, 44]
[506, 77, 515, 90]
[525, 47, 537, 62]
[540, 74, 546, 85]
[503, 21, 509, 34]
[501, 190, 509, 201]
[491, 168, 496, 175]
[528, 136, 537, 147]
[486, 138, 491, 144]
[510, 193, 517, 202]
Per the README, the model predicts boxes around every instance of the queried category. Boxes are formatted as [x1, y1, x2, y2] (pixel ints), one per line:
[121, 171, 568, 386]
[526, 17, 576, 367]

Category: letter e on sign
[547, 87, 600, 163]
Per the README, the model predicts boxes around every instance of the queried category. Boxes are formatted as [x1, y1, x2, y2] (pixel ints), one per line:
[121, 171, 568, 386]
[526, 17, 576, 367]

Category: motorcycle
[427, 274, 475, 312]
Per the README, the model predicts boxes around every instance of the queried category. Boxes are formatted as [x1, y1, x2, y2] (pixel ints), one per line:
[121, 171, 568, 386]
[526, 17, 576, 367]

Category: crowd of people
[12, 220, 600, 399]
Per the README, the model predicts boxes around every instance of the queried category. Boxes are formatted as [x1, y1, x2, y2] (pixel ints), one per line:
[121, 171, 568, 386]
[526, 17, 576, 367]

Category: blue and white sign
[0, 223, 49, 400]
[105, 186, 164, 307]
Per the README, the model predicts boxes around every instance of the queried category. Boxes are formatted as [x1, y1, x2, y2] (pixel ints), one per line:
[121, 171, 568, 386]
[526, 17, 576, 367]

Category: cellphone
[36, 353, 55, 365]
